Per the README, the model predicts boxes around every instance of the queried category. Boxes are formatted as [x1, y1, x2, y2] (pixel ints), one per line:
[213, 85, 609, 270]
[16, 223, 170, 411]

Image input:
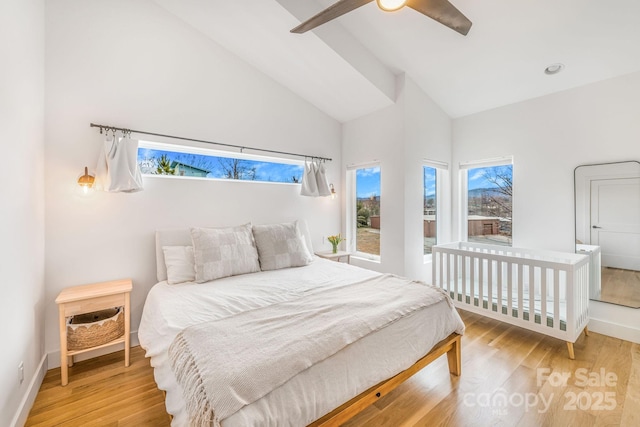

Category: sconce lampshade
[78, 166, 95, 194]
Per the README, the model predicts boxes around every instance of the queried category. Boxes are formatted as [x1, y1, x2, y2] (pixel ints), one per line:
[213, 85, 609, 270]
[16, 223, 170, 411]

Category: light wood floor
[26, 310, 640, 426]
[600, 267, 640, 308]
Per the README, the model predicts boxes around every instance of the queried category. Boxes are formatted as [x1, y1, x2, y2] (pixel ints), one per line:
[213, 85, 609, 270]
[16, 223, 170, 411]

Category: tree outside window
[354, 167, 381, 256]
[467, 164, 513, 246]
[137, 147, 303, 183]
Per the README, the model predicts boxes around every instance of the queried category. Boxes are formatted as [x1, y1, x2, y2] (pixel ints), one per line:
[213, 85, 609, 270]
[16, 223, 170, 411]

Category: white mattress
[138, 258, 465, 426]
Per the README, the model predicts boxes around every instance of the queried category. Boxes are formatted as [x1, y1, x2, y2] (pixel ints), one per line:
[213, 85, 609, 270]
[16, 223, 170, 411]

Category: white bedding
[139, 258, 465, 426]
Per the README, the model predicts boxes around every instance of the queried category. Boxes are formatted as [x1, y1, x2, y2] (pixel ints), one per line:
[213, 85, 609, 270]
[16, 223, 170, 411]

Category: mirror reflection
[575, 161, 640, 308]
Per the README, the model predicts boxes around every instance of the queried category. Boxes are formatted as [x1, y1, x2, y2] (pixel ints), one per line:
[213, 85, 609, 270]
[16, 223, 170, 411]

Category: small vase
[331, 243, 338, 254]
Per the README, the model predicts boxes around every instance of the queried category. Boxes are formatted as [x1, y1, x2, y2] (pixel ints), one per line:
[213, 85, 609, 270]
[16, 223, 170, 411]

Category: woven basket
[67, 307, 124, 351]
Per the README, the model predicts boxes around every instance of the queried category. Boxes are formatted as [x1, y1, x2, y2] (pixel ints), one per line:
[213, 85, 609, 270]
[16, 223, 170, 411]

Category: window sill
[351, 253, 381, 264]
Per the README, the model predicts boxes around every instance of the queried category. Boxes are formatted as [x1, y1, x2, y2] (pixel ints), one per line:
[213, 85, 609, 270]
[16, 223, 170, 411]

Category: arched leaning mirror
[575, 161, 640, 308]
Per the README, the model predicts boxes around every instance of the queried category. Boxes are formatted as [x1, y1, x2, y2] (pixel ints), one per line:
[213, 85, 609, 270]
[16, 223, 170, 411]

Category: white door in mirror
[590, 177, 640, 270]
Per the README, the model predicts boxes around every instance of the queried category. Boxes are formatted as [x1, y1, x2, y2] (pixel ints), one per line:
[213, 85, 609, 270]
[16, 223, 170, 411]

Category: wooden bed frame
[165, 333, 461, 426]
[308, 332, 462, 427]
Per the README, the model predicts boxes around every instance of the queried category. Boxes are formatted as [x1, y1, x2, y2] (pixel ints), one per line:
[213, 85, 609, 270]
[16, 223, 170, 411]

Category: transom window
[137, 141, 304, 184]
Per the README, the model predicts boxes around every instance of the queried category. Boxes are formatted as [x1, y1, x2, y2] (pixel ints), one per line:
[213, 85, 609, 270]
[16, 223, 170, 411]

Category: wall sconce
[77, 166, 95, 194]
[330, 183, 336, 200]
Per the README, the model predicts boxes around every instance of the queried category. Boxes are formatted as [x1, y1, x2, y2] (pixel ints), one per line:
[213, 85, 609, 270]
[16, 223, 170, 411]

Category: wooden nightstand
[55, 278, 132, 386]
[315, 250, 353, 263]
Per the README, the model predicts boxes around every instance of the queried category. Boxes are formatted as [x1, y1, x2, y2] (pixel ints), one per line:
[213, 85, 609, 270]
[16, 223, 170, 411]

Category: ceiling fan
[291, 0, 472, 36]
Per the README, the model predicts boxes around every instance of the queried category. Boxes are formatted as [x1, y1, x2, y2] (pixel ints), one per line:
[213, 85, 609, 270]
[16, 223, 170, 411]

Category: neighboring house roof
[169, 161, 210, 173]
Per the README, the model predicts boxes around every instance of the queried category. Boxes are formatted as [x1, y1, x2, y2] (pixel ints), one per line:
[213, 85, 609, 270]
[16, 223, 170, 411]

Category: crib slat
[554, 269, 560, 330]
[442, 253, 456, 299]
[470, 256, 475, 306]
[479, 256, 484, 309]
[507, 262, 513, 317]
[497, 261, 503, 316]
[541, 267, 547, 329]
[529, 266, 535, 324]
[461, 255, 469, 303]
[566, 268, 575, 338]
[453, 253, 458, 302]
[438, 252, 442, 294]
[488, 259, 494, 312]
[517, 264, 524, 321]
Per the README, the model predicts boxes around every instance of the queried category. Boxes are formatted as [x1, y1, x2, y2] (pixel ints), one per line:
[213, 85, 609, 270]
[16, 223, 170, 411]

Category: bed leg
[566, 342, 575, 360]
[447, 335, 461, 376]
[584, 325, 589, 337]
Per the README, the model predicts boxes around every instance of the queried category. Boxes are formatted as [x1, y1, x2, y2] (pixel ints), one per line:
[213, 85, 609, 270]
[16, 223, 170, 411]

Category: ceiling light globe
[376, 0, 407, 12]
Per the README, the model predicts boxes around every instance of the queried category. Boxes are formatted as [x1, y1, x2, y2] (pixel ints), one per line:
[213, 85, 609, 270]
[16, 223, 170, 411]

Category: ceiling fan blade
[406, 0, 472, 35]
[291, 0, 374, 34]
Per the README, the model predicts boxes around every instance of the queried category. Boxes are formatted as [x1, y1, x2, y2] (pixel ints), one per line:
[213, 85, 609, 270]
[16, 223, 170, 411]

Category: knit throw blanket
[168, 274, 452, 426]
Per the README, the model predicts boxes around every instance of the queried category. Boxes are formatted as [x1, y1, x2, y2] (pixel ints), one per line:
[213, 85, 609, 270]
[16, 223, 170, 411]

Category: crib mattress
[445, 278, 568, 331]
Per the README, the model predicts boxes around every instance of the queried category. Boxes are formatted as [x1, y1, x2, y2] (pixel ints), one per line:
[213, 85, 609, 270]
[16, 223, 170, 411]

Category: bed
[139, 223, 465, 426]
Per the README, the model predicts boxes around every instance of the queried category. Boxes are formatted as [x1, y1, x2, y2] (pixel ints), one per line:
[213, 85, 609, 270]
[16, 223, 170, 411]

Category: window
[423, 166, 437, 254]
[461, 158, 513, 246]
[137, 141, 304, 184]
[347, 164, 381, 259]
[423, 160, 449, 256]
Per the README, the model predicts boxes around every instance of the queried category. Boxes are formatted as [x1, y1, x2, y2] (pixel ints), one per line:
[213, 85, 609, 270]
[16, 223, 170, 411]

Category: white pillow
[190, 223, 260, 283]
[162, 246, 195, 285]
[252, 221, 313, 271]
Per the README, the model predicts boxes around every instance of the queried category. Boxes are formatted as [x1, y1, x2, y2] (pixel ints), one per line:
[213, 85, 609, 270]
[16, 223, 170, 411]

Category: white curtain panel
[95, 135, 144, 192]
[300, 160, 319, 197]
[315, 161, 331, 197]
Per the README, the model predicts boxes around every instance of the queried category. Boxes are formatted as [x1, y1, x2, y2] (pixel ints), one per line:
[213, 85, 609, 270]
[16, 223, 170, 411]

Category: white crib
[432, 242, 590, 359]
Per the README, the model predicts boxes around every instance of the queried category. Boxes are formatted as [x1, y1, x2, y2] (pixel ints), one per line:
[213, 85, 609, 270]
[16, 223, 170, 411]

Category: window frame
[346, 161, 381, 262]
[459, 156, 513, 245]
[423, 160, 449, 261]
[137, 140, 305, 185]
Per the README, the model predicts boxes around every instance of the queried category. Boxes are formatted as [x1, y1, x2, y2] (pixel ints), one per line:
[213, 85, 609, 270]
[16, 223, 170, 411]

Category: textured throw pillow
[252, 221, 313, 271]
[190, 224, 260, 283]
[162, 246, 195, 285]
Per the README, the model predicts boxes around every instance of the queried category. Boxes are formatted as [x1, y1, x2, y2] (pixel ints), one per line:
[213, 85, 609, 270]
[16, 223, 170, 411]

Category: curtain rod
[89, 123, 332, 162]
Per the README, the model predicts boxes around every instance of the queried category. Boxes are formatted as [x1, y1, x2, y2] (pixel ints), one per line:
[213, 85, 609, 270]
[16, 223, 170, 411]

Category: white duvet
[138, 258, 465, 426]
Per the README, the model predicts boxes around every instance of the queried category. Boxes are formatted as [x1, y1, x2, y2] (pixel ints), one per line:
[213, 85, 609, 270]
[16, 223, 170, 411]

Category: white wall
[453, 71, 640, 343]
[44, 0, 342, 362]
[342, 92, 404, 274]
[0, 0, 46, 425]
[402, 77, 452, 280]
[342, 74, 452, 281]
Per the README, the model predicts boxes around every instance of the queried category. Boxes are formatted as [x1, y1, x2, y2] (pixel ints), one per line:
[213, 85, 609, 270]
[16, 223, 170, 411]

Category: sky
[355, 165, 513, 199]
[468, 165, 512, 191]
[138, 148, 511, 193]
[424, 166, 436, 198]
[138, 148, 303, 183]
[356, 167, 380, 198]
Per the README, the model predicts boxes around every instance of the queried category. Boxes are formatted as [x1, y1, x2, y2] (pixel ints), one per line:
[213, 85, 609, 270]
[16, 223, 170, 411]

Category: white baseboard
[10, 352, 47, 427]
[47, 331, 140, 369]
[588, 318, 640, 344]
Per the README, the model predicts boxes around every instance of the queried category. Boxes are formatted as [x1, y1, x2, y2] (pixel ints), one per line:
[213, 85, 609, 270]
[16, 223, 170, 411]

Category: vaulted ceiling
[154, 0, 640, 122]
